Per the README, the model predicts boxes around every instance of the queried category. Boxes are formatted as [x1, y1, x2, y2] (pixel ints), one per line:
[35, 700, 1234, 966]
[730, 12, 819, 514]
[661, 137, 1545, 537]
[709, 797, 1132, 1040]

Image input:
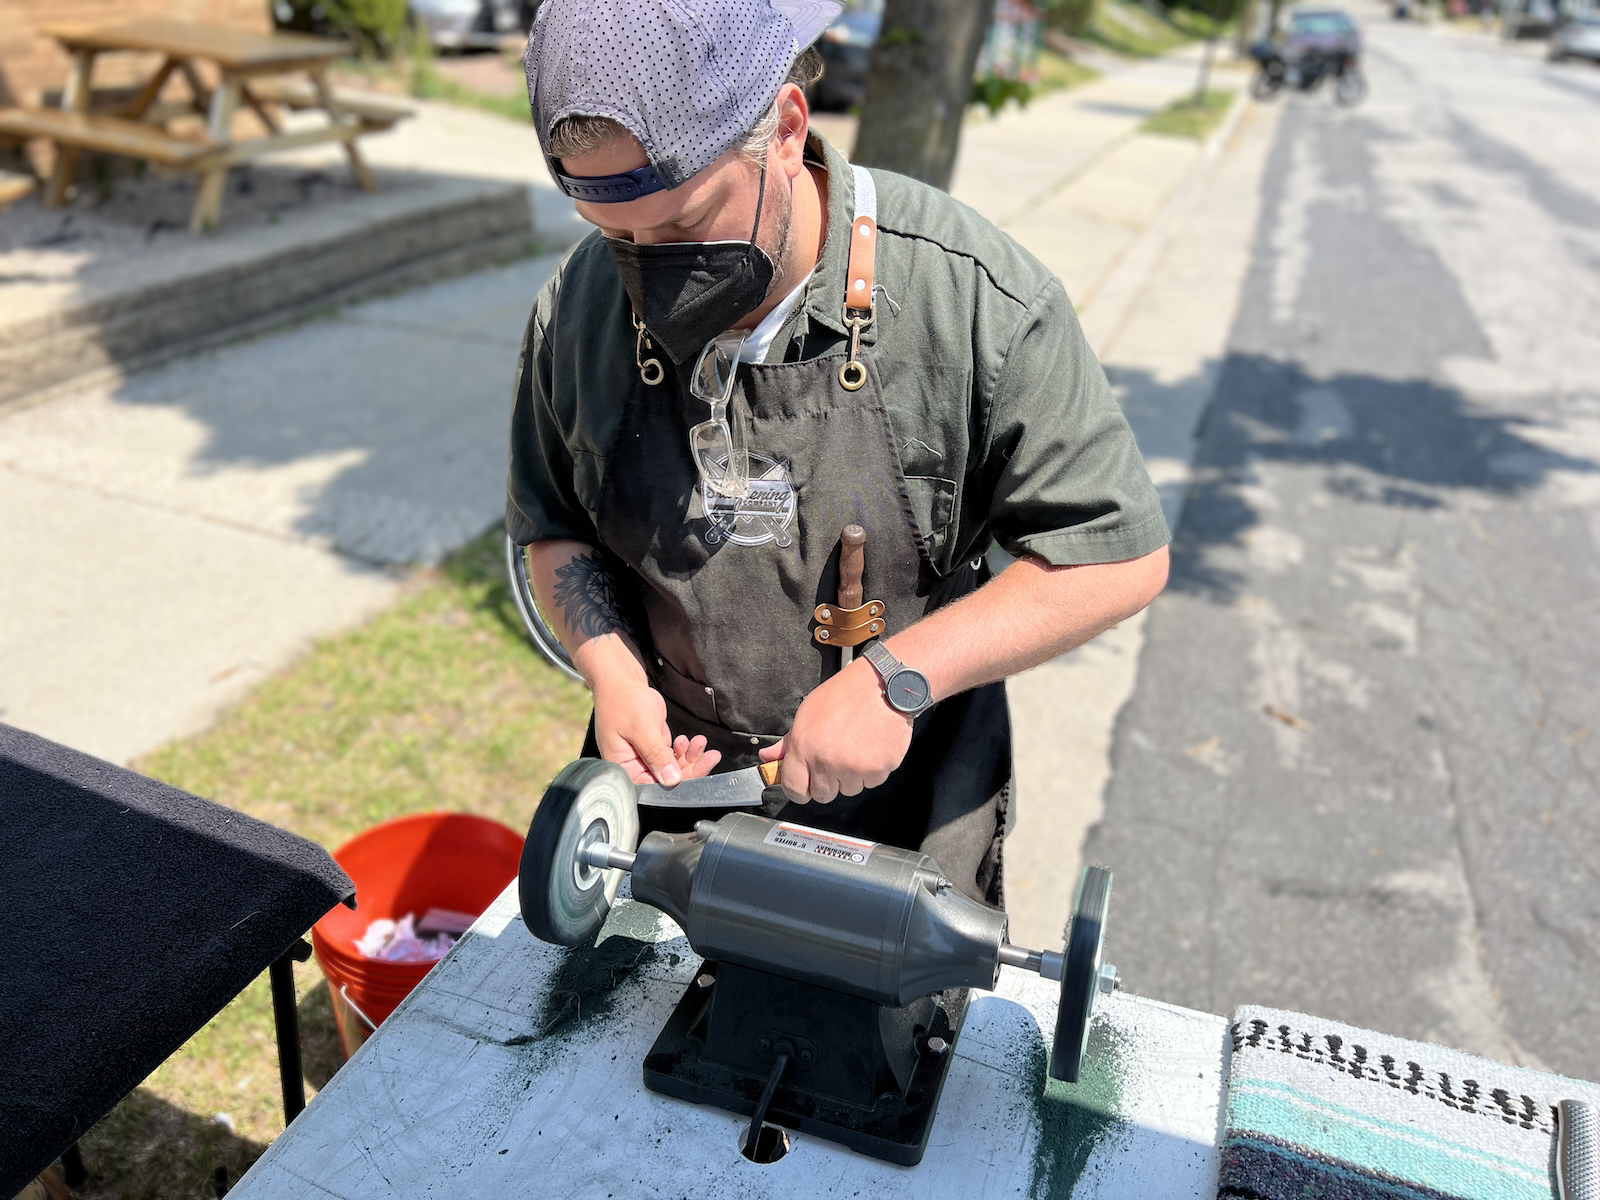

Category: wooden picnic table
[0, 20, 410, 232]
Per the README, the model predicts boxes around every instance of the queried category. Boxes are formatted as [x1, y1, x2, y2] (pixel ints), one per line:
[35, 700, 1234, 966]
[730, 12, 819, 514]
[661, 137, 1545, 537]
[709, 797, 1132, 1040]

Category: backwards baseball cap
[524, 0, 841, 204]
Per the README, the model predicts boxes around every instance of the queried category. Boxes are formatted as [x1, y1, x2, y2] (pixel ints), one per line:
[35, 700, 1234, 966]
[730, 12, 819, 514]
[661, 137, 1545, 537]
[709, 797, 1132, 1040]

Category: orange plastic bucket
[313, 812, 523, 1058]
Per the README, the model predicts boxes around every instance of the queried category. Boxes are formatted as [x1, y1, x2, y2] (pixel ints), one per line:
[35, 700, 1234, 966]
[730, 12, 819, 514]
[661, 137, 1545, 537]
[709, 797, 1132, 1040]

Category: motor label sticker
[763, 822, 876, 865]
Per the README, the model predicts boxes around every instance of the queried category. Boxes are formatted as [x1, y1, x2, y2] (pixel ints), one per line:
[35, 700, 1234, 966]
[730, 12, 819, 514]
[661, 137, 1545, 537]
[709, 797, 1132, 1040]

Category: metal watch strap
[861, 639, 899, 680]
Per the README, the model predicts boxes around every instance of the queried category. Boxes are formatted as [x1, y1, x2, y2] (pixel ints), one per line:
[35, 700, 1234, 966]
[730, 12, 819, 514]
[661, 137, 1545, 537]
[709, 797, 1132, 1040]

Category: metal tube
[998, 943, 1042, 973]
[578, 842, 636, 872]
[269, 951, 306, 1124]
[998, 943, 1064, 982]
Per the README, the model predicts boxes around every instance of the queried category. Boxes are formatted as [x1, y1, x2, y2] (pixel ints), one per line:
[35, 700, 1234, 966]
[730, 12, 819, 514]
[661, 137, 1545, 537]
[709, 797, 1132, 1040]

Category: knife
[634, 760, 783, 808]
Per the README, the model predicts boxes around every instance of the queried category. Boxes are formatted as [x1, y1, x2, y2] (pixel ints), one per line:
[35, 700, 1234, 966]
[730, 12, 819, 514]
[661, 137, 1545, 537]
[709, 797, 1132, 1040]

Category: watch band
[861, 639, 898, 678]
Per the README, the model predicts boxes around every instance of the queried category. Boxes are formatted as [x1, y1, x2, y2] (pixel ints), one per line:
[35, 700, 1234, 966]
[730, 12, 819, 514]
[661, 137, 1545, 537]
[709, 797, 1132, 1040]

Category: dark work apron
[583, 168, 1011, 907]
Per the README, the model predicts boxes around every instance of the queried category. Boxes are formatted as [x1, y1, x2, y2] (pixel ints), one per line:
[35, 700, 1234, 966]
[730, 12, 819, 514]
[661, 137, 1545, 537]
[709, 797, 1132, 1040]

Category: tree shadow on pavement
[1165, 352, 1600, 603]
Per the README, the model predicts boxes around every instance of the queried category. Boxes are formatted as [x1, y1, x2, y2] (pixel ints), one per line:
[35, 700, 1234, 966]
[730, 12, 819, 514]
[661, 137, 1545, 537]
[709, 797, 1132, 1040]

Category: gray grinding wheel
[1050, 864, 1112, 1083]
[520, 758, 639, 946]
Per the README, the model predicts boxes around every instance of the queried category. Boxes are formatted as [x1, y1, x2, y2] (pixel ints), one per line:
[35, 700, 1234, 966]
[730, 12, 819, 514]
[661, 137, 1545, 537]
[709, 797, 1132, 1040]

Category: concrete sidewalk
[0, 52, 1269, 906]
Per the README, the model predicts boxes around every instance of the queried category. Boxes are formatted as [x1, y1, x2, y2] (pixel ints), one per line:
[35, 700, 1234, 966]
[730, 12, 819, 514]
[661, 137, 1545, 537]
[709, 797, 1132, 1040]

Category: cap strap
[552, 160, 669, 203]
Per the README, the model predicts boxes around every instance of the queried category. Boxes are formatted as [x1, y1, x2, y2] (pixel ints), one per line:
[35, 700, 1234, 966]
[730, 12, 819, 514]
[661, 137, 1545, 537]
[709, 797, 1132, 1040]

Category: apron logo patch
[698, 452, 796, 548]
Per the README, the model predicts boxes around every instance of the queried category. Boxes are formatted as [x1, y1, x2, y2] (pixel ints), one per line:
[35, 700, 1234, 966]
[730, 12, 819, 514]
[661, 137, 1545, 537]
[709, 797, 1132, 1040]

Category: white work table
[233, 886, 1230, 1199]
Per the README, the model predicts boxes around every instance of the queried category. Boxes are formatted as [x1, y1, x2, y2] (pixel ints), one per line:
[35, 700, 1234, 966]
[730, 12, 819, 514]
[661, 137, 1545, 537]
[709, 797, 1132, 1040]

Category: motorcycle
[1249, 39, 1368, 105]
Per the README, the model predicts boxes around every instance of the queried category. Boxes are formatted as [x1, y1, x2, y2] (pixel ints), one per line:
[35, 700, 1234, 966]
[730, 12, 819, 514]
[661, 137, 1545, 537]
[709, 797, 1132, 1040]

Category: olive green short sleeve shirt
[507, 134, 1170, 575]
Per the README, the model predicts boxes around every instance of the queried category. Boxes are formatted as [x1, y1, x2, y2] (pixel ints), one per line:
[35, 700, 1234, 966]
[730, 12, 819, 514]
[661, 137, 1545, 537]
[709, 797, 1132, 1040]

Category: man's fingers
[682, 745, 722, 778]
[636, 736, 682, 786]
[810, 771, 840, 804]
[758, 739, 786, 763]
[779, 754, 811, 804]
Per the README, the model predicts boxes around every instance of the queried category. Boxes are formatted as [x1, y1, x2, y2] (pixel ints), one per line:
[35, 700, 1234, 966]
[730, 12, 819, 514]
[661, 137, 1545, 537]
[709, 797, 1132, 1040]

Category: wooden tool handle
[759, 760, 782, 787]
[839, 525, 866, 610]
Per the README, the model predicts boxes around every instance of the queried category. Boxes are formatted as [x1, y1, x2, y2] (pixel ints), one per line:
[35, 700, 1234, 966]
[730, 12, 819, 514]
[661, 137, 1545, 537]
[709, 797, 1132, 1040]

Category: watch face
[889, 668, 931, 714]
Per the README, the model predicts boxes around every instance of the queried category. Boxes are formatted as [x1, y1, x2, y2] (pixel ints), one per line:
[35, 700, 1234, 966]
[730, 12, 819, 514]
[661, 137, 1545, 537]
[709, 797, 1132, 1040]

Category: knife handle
[759, 761, 782, 787]
[840, 525, 866, 610]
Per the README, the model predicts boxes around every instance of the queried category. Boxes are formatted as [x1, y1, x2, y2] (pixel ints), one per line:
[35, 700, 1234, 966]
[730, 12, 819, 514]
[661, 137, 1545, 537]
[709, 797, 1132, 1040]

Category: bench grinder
[519, 759, 1118, 1166]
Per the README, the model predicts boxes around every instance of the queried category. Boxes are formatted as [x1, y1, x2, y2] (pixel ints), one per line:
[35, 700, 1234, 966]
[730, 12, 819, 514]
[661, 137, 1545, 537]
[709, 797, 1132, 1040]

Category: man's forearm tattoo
[551, 553, 631, 640]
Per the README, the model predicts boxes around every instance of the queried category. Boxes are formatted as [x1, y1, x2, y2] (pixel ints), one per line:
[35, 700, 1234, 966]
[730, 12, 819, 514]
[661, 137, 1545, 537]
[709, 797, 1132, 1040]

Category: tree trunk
[850, 0, 994, 191]
[1194, 34, 1217, 101]
[1234, 0, 1259, 54]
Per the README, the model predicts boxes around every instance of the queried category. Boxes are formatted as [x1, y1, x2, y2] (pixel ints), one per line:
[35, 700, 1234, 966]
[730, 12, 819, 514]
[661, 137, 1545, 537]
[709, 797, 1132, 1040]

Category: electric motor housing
[629, 812, 1008, 1008]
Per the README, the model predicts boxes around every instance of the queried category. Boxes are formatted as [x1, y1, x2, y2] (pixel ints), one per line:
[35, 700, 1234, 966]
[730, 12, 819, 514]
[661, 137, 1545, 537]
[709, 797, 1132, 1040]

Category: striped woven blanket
[1220, 1005, 1600, 1200]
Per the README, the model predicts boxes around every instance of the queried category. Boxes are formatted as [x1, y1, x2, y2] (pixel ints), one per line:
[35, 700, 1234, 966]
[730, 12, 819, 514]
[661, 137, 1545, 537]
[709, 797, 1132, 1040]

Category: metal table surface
[233, 885, 1230, 1199]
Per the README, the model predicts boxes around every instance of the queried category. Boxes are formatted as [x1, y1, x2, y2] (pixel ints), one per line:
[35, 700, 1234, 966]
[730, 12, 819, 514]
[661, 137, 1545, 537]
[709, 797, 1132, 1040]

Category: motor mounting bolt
[799, 1048, 813, 1063]
[925, 1036, 949, 1057]
[759, 1037, 772, 1051]
[695, 973, 715, 990]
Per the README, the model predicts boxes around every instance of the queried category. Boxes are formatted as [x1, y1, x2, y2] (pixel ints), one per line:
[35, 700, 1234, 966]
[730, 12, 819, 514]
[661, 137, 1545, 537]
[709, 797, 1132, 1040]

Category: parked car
[1549, 11, 1600, 59]
[272, 0, 531, 51]
[1284, 7, 1363, 58]
[410, 0, 530, 50]
[811, 0, 883, 111]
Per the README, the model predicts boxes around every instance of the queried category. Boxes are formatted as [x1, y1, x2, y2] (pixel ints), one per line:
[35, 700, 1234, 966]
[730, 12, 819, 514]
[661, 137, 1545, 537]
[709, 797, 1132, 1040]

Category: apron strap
[844, 163, 878, 314]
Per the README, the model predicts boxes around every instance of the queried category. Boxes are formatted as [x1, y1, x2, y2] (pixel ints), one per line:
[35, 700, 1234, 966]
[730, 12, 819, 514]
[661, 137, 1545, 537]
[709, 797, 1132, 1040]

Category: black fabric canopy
[0, 722, 355, 1195]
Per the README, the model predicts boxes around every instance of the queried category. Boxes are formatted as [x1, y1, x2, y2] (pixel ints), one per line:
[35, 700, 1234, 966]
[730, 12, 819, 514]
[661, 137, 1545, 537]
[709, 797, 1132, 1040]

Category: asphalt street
[1090, 21, 1600, 1079]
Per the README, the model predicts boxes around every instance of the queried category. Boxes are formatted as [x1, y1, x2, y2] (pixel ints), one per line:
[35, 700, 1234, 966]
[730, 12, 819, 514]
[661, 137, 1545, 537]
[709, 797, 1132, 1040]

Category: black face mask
[606, 165, 775, 365]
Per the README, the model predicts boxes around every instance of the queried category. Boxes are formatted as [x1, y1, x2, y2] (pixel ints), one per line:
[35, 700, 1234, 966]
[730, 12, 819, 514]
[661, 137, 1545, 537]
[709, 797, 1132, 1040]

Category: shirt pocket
[651, 653, 722, 727]
[903, 475, 957, 559]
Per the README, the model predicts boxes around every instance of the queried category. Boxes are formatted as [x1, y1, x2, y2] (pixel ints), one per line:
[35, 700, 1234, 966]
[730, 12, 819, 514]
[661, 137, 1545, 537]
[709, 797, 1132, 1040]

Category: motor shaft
[579, 841, 636, 872]
[998, 942, 1065, 982]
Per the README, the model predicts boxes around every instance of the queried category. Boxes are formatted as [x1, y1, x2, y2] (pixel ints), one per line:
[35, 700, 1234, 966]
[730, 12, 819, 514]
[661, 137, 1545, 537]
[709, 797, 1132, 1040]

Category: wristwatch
[861, 641, 935, 718]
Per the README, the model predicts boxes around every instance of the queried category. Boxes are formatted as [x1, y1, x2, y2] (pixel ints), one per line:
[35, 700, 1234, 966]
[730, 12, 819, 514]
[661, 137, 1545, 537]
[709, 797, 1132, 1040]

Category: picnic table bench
[0, 21, 412, 232]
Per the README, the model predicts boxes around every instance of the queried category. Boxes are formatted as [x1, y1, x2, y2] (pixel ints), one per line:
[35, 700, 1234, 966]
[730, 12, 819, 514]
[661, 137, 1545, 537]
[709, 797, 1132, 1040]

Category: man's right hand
[592, 678, 722, 786]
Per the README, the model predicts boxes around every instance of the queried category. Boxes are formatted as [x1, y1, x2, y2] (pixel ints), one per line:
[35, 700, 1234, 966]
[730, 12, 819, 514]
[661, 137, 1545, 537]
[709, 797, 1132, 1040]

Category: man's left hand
[759, 658, 913, 803]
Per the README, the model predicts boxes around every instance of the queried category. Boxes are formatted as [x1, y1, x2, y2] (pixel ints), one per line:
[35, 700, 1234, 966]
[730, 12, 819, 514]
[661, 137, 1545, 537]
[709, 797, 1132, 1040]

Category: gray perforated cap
[525, 0, 841, 196]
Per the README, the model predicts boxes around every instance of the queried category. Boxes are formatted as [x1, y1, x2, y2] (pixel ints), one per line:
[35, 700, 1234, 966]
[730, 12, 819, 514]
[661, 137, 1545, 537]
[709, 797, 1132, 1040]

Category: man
[510, 0, 1170, 906]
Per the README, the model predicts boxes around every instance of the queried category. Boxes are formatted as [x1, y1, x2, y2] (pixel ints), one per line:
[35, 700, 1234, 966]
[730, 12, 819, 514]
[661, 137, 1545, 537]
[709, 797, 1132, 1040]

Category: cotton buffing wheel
[1050, 865, 1113, 1083]
[520, 759, 639, 946]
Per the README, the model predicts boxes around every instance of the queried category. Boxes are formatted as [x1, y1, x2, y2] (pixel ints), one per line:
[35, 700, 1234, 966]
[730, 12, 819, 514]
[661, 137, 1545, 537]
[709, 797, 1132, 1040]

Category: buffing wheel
[520, 758, 639, 946]
[1049, 864, 1112, 1083]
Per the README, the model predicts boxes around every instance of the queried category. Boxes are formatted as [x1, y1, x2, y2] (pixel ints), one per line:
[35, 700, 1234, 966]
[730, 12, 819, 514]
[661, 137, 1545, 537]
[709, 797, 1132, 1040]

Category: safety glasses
[688, 332, 752, 499]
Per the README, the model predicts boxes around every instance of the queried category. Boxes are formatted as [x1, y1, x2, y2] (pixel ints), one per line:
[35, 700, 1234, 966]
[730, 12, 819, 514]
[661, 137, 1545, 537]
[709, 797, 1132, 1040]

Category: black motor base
[642, 960, 969, 1167]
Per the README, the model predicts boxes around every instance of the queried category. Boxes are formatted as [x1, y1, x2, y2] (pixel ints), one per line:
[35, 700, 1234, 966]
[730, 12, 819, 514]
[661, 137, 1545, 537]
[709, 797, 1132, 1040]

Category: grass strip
[1140, 89, 1236, 139]
[69, 528, 590, 1199]
[1036, 48, 1104, 94]
[410, 57, 533, 123]
[1083, 0, 1223, 58]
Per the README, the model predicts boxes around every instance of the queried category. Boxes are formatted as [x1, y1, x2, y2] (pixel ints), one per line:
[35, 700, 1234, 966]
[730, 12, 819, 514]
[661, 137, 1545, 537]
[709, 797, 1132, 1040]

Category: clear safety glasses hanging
[689, 331, 752, 499]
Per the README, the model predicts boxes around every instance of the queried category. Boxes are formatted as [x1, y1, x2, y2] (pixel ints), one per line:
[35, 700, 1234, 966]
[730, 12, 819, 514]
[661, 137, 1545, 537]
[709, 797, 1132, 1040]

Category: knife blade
[634, 760, 783, 808]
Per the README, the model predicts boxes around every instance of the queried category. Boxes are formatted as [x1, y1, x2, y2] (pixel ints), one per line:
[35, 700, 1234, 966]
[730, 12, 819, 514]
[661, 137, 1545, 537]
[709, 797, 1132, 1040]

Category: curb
[0, 178, 536, 413]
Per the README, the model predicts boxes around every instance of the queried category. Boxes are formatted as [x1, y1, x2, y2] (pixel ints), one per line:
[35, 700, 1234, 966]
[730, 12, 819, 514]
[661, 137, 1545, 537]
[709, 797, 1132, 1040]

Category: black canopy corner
[0, 722, 356, 1195]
